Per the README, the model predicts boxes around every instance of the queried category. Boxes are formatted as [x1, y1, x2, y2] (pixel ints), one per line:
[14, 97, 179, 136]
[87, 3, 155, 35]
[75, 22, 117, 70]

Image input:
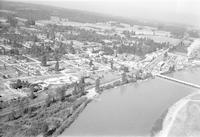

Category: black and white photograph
[0, 0, 200, 137]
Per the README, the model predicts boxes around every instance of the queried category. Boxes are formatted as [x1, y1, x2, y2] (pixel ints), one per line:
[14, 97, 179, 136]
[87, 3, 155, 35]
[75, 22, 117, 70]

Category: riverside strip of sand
[156, 91, 200, 137]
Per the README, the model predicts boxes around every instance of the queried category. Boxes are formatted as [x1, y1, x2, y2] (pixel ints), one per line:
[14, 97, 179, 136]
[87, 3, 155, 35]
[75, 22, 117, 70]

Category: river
[61, 68, 200, 136]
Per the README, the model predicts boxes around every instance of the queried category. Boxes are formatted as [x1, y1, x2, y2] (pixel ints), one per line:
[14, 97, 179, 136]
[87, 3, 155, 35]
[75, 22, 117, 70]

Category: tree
[187, 40, 200, 59]
[32, 35, 38, 42]
[3, 64, 6, 70]
[42, 122, 49, 136]
[102, 46, 114, 55]
[36, 70, 41, 76]
[11, 79, 22, 89]
[121, 72, 128, 84]
[18, 97, 29, 115]
[169, 64, 176, 72]
[48, 29, 55, 40]
[27, 121, 48, 137]
[188, 30, 199, 38]
[8, 110, 15, 121]
[95, 77, 100, 92]
[56, 86, 66, 101]
[122, 66, 129, 72]
[68, 44, 75, 54]
[72, 82, 79, 95]
[17, 69, 21, 77]
[27, 106, 33, 116]
[2, 48, 6, 55]
[26, 19, 35, 26]
[164, 51, 168, 58]
[110, 60, 114, 70]
[45, 93, 52, 107]
[7, 15, 17, 27]
[79, 77, 85, 94]
[29, 86, 36, 99]
[41, 55, 47, 66]
[89, 60, 93, 68]
[55, 60, 59, 72]
[135, 69, 143, 79]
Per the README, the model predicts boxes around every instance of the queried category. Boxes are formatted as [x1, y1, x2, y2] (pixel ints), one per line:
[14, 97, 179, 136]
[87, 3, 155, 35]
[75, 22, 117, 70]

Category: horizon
[2, 0, 200, 27]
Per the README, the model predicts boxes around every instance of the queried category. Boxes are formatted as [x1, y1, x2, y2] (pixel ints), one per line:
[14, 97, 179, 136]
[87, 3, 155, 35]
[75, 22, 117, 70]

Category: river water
[61, 68, 200, 136]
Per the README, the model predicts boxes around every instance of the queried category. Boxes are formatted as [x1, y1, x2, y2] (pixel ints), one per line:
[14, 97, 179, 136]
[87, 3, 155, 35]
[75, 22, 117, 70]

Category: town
[0, 1, 200, 137]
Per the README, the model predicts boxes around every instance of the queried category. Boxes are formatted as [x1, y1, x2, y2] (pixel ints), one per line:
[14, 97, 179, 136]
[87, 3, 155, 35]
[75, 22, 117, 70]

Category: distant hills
[0, 1, 188, 35]
[0, 1, 141, 24]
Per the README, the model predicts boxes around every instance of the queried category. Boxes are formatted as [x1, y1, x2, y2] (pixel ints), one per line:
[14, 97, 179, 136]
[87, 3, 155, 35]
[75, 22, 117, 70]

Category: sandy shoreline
[156, 91, 200, 137]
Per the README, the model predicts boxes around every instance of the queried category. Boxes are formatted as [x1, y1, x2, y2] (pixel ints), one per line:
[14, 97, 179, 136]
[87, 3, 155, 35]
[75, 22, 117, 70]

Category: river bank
[1, 60, 199, 137]
[60, 66, 200, 137]
[154, 91, 200, 137]
[39, 66, 200, 137]
[0, 69, 150, 137]
[0, 88, 93, 137]
[60, 76, 195, 136]
[151, 67, 200, 137]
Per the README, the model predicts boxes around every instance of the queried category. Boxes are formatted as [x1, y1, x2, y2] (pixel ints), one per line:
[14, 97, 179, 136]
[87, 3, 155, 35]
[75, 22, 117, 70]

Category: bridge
[155, 74, 200, 89]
